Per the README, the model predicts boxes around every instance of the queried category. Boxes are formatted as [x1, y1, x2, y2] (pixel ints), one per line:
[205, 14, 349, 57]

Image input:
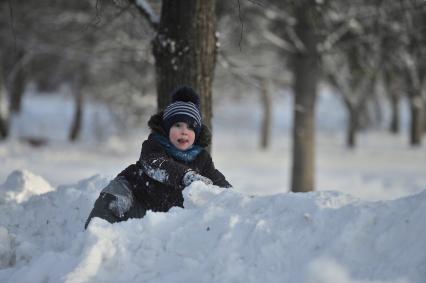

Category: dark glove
[101, 177, 134, 218]
[182, 170, 213, 187]
[108, 194, 133, 218]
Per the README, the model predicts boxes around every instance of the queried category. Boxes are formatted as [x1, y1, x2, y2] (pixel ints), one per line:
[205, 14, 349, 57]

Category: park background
[0, 1, 425, 282]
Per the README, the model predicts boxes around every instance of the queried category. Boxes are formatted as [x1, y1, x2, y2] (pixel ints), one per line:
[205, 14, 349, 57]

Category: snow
[0, 170, 54, 203]
[141, 159, 170, 184]
[0, 89, 425, 282]
[0, 176, 424, 282]
[135, 0, 160, 24]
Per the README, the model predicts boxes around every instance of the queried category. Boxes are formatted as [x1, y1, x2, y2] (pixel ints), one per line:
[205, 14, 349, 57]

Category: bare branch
[7, 0, 17, 52]
[246, 0, 266, 8]
[262, 29, 296, 52]
[218, 51, 261, 89]
[237, 0, 244, 51]
[128, 0, 160, 30]
[318, 21, 353, 53]
[92, 0, 103, 26]
[285, 25, 305, 52]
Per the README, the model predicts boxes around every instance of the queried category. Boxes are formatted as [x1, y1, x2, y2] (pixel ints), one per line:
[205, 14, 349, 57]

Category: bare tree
[0, 0, 158, 141]
[383, 69, 403, 134]
[325, 35, 380, 148]
[376, 0, 426, 144]
[403, 1, 426, 146]
[289, 1, 320, 192]
[214, 1, 288, 151]
[131, 0, 217, 130]
[258, 76, 272, 149]
[0, 62, 9, 139]
[7, 49, 27, 114]
[69, 71, 84, 142]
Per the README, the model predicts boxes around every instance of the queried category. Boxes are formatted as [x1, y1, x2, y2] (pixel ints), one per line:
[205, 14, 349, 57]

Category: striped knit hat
[162, 86, 202, 138]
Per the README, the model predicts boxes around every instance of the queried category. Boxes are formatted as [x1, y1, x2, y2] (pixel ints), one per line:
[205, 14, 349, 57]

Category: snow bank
[0, 170, 55, 203]
[0, 170, 425, 283]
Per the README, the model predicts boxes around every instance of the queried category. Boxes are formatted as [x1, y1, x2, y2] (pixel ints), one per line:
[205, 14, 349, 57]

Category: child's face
[169, 122, 196, 150]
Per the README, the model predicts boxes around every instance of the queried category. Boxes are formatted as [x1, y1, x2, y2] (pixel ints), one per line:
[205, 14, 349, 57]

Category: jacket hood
[147, 112, 212, 148]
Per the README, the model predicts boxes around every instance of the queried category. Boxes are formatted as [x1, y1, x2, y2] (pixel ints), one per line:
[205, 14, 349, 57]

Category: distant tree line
[0, 0, 156, 141]
[216, 0, 425, 192]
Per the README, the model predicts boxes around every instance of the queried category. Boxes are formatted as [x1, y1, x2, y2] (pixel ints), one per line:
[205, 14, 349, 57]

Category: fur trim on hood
[147, 112, 212, 148]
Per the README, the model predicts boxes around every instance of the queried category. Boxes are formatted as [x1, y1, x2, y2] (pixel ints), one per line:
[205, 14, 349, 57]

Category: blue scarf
[153, 133, 203, 163]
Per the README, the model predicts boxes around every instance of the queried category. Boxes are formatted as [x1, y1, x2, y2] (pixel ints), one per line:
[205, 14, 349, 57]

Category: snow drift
[0, 170, 54, 204]
[0, 170, 425, 283]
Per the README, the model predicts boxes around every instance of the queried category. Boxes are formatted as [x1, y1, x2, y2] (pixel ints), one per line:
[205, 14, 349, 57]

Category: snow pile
[0, 170, 425, 283]
[0, 172, 108, 270]
[0, 170, 55, 203]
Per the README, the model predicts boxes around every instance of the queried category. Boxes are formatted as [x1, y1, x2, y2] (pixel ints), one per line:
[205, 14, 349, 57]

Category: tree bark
[259, 77, 272, 149]
[405, 64, 424, 146]
[384, 70, 401, 134]
[346, 104, 357, 148]
[69, 74, 84, 142]
[9, 50, 26, 114]
[423, 98, 426, 134]
[291, 2, 318, 193]
[0, 66, 9, 139]
[389, 90, 400, 134]
[152, 0, 217, 131]
[409, 93, 423, 146]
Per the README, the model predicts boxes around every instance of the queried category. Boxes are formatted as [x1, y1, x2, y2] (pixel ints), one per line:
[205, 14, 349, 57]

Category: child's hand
[182, 170, 213, 187]
[108, 194, 132, 218]
[101, 176, 134, 218]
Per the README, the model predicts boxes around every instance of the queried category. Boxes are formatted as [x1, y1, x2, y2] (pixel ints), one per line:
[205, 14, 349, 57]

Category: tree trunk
[389, 90, 400, 134]
[409, 93, 423, 146]
[405, 63, 424, 145]
[0, 67, 9, 139]
[291, 3, 318, 193]
[69, 75, 84, 142]
[346, 104, 357, 148]
[384, 70, 401, 134]
[9, 50, 26, 114]
[152, 0, 217, 131]
[259, 77, 272, 149]
[371, 92, 383, 128]
[423, 98, 426, 134]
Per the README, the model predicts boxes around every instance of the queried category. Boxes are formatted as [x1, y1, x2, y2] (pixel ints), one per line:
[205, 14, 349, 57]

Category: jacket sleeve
[201, 153, 232, 188]
[138, 136, 191, 188]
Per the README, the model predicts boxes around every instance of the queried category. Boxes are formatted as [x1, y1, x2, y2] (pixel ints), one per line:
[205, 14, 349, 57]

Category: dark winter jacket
[117, 112, 231, 213]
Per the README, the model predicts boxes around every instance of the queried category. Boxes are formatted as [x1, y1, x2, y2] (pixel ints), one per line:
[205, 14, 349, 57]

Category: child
[85, 86, 231, 228]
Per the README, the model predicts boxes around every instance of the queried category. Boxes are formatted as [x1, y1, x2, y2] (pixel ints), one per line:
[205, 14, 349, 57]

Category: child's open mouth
[177, 138, 188, 144]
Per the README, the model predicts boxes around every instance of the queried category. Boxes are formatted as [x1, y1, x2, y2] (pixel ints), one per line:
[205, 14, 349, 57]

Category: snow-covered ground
[0, 89, 425, 282]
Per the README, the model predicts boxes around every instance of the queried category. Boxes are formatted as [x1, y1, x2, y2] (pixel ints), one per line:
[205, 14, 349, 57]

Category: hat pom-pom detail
[171, 86, 200, 107]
